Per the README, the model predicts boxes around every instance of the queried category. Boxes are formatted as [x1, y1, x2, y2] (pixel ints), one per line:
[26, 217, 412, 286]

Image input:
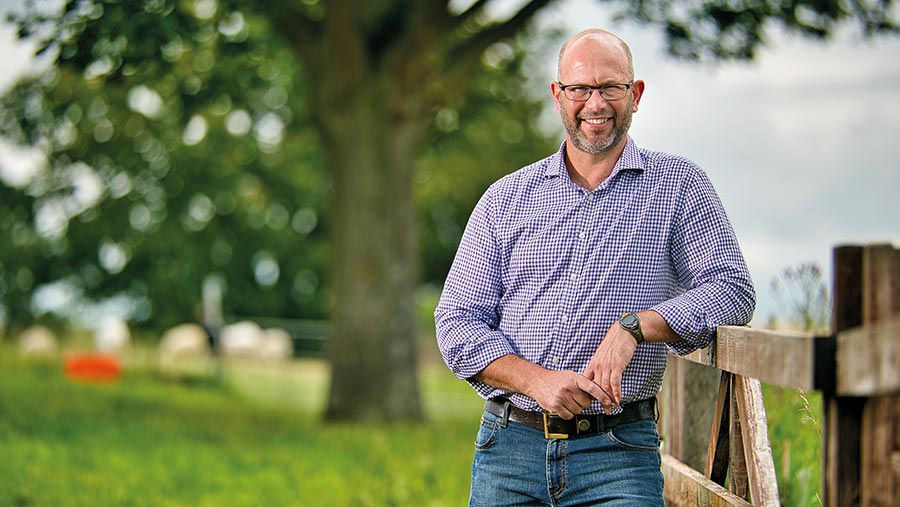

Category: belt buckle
[542, 412, 569, 440]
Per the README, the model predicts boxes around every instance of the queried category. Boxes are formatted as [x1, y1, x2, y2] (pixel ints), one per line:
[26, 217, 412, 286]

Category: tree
[3, 0, 896, 422]
[0, 7, 330, 335]
[770, 262, 831, 333]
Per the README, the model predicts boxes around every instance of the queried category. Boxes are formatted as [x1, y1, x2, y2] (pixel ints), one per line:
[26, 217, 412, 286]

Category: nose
[585, 89, 610, 108]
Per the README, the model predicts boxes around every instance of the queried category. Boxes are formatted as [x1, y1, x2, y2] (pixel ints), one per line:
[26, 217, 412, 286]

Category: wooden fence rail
[659, 243, 900, 507]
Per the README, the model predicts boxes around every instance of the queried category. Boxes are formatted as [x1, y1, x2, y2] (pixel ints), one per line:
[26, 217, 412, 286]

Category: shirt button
[578, 232, 586, 240]
[561, 314, 568, 323]
[570, 274, 577, 282]
[553, 357, 560, 365]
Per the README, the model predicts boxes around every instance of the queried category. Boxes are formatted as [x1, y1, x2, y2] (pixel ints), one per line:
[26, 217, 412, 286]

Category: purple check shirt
[434, 138, 755, 414]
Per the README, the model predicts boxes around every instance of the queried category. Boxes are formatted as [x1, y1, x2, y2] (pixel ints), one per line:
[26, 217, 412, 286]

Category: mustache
[577, 110, 614, 119]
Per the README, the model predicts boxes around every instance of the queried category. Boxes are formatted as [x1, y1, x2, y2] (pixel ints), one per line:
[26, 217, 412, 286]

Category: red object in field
[64, 354, 122, 383]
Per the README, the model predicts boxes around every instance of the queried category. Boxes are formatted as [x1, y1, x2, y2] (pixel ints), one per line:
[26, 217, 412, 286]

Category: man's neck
[564, 141, 626, 190]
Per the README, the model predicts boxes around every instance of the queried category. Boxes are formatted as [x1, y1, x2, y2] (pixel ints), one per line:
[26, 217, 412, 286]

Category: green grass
[1, 346, 823, 506]
[763, 384, 823, 507]
[0, 348, 483, 507]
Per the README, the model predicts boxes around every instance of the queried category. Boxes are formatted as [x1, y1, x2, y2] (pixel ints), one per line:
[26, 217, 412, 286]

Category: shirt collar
[545, 136, 646, 180]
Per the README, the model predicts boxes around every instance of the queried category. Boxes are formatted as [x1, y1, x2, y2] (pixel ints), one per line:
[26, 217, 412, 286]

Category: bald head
[557, 29, 634, 82]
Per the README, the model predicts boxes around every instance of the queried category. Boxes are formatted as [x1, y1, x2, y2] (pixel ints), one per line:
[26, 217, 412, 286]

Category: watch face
[621, 313, 638, 329]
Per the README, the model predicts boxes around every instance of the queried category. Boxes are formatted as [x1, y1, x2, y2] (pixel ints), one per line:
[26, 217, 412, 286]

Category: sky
[1, 1, 899, 326]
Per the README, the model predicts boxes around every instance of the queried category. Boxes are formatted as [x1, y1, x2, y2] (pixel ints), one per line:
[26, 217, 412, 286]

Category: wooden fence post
[826, 244, 900, 507]
[825, 245, 864, 507]
[856, 245, 899, 507]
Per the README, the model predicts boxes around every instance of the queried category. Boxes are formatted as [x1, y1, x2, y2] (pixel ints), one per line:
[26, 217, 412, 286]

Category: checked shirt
[434, 138, 756, 414]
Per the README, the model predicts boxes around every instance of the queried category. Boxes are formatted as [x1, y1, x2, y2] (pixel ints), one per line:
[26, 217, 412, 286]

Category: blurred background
[0, 0, 897, 505]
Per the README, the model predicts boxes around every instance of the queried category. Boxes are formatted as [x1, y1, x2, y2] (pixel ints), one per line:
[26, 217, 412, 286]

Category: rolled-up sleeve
[434, 188, 516, 380]
[652, 169, 756, 355]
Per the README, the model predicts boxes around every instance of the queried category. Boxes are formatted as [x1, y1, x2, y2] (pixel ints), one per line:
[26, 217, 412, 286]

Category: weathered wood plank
[860, 395, 898, 507]
[825, 244, 865, 507]
[661, 454, 753, 507]
[716, 327, 817, 389]
[825, 396, 864, 507]
[858, 245, 900, 507]
[836, 317, 900, 396]
[680, 327, 821, 390]
[661, 354, 685, 460]
[861, 244, 900, 324]
[892, 451, 900, 503]
[683, 317, 900, 397]
[705, 372, 731, 486]
[733, 375, 781, 506]
[728, 377, 749, 501]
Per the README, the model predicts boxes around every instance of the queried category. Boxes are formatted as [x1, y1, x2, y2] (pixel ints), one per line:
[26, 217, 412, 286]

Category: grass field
[0, 345, 822, 506]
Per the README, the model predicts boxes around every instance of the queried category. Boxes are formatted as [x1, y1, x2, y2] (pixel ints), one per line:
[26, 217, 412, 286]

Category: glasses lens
[601, 85, 627, 100]
[565, 86, 591, 101]
[562, 84, 630, 101]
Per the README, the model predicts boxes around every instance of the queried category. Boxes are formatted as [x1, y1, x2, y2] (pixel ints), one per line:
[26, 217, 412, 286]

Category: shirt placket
[547, 188, 600, 371]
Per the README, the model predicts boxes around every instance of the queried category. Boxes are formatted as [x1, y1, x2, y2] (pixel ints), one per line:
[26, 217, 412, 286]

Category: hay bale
[217, 321, 264, 357]
[18, 325, 58, 357]
[159, 323, 211, 357]
[259, 327, 294, 360]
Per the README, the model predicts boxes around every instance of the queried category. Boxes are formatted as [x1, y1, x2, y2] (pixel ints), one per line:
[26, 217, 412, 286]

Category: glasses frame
[556, 82, 634, 102]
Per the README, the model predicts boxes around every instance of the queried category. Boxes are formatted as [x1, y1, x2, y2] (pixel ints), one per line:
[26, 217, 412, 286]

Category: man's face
[553, 37, 642, 155]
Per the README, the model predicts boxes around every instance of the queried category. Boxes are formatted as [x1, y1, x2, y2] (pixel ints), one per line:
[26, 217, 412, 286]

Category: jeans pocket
[474, 413, 499, 451]
[607, 419, 661, 452]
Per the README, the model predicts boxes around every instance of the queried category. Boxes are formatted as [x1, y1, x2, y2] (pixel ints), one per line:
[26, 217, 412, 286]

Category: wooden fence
[659, 243, 900, 507]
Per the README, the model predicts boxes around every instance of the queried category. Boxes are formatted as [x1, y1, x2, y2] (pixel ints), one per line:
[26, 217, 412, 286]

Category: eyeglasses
[557, 82, 633, 102]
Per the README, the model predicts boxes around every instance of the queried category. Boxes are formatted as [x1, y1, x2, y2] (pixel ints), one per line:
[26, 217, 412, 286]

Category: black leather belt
[484, 397, 657, 439]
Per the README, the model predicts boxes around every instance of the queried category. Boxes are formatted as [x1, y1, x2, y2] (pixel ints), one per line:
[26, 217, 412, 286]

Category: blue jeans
[469, 408, 664, 506]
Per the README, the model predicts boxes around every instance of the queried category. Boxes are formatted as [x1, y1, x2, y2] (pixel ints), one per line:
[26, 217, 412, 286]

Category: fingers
[609, 368, 623, 406]
[596, 369, 623, 414]
[582, 324, 638, 412]
[576, 375, 610, 405]
[535, 371, 600, 419]
[554, 385, 594, 420]
[582, 370, 615, 413]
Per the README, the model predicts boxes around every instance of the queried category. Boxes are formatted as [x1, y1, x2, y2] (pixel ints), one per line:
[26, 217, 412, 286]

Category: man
[434, 28, 755, 506]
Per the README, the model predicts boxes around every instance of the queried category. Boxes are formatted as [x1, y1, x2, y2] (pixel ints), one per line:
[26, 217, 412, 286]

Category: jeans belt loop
[500, 399, 511, 428]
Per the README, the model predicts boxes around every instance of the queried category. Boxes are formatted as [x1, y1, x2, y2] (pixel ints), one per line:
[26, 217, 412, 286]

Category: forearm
[635, 309, 679, 343]
[475, 354, 610, 417]
[651, 276, 755, 352]
[473, 354, 548, 398]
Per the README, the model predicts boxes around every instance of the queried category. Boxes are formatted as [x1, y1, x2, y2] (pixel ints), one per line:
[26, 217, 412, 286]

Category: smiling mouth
[581, 117, 610, 126]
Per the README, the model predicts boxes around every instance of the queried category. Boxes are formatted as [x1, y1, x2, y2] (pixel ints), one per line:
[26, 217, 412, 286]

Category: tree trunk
[321, 84, 428, 422]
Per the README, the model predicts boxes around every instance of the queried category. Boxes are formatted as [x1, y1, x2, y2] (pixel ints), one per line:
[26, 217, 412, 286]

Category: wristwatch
[619, 312, 644, 345]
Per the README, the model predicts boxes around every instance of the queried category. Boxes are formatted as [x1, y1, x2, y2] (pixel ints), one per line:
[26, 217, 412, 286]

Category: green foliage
[1, 1, 331, 331]
[763, 383, 823, 507]
[616, 0, 899, 61]
[417, 31, 561, 284]
[0, 1, 563, 335]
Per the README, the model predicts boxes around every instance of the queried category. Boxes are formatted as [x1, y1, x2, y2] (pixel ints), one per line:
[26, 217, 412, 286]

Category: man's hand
[526, 369, 610, 420]
[583, 321, 638, 413]
[474, 355, 609, 420]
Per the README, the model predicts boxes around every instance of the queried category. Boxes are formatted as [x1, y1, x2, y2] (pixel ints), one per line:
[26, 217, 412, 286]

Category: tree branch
[434, 0, 559, 103]
[266, 1, 321, 64]
[448, 0, 558, 62]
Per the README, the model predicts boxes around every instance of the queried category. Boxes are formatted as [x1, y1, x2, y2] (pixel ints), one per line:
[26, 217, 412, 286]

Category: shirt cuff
[651, 295, 716, 355]
[448, 330, 518, 381]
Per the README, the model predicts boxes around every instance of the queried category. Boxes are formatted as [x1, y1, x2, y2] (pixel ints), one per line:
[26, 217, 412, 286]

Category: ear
[550, 81, 563, 112]
[631, 79, 645, 112]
